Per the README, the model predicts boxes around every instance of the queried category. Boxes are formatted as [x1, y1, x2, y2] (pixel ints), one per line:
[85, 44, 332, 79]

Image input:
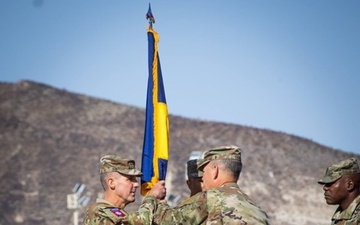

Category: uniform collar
[96, 198, 116, 207]
[332, 195, 360, 221]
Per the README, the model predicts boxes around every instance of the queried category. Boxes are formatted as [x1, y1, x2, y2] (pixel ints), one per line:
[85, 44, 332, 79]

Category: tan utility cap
[198, 145, 242, 171]
[100, 155, 142, 177]
[318, 158, 360, 184]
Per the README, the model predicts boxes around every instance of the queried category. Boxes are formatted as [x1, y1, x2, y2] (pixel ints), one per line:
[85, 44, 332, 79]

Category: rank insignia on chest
[110, 208, 125, 217]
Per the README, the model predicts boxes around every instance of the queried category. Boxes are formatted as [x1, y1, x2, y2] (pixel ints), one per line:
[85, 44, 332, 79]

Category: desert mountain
[0, 80, 358, 225]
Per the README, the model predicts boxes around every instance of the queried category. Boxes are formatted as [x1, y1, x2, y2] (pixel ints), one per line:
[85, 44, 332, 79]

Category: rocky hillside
[0, 80, 357, 225]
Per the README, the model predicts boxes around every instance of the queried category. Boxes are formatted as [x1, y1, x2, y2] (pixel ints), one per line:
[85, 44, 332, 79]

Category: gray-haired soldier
[83, 155, 166, 225]
[141, 145, 270, 224]
[318, 158, 360, 225]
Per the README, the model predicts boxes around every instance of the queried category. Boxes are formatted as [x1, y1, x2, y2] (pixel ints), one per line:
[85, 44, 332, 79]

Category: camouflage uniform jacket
[145, 182, 270, 225]
[83, 196, 158, 225]
[83, 198, 129, 225]
[331, 195, 360, 225]
[205, 182, 270, 225]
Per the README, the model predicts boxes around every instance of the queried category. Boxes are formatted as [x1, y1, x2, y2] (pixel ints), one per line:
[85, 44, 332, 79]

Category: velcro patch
[110, 208, 125, 217]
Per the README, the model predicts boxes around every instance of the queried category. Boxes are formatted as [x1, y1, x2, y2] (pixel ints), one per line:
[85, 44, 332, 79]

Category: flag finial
[146, 3, 155, 28]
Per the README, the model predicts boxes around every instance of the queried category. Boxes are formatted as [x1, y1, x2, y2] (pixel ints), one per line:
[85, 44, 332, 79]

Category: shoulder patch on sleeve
[110, 208, 126, 217]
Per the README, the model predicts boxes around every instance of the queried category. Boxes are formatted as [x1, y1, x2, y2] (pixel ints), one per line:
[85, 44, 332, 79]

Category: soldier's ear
[107, 176, 116, 190]
[212, 165, 219, 179]
[347, 179, 355, 191]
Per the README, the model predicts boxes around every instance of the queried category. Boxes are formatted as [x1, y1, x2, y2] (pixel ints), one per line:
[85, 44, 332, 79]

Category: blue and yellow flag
[141, 4, 169, 196]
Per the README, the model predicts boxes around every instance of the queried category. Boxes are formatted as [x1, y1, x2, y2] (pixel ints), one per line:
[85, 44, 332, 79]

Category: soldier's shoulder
[190, 191, 208, 205]
[172, 192, 207, 214]
[354, 202, 360, 217]
[83, 202, 128, 225]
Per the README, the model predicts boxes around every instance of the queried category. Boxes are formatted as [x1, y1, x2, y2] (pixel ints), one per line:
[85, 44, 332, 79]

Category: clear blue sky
[1, 1, 359, 154]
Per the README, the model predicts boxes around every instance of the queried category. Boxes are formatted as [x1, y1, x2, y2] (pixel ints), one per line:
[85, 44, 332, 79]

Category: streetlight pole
[67, 183, 89, 225]
[73, 209, 79, 225]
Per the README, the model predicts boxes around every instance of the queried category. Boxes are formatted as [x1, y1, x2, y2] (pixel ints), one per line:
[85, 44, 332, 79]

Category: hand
[148, 180, 166, 200]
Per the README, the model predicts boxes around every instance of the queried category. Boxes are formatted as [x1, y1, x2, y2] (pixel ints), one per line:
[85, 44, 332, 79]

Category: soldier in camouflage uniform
[174, 159, 204, 207]
[185, 159, 204, 197]
[82, 155, 166, 225]
[318, 158, 360, 225]
[143, 145, 270, 224]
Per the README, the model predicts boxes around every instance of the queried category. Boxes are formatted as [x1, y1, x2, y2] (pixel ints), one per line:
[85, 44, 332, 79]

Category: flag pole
[141, 3, 170, 196]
